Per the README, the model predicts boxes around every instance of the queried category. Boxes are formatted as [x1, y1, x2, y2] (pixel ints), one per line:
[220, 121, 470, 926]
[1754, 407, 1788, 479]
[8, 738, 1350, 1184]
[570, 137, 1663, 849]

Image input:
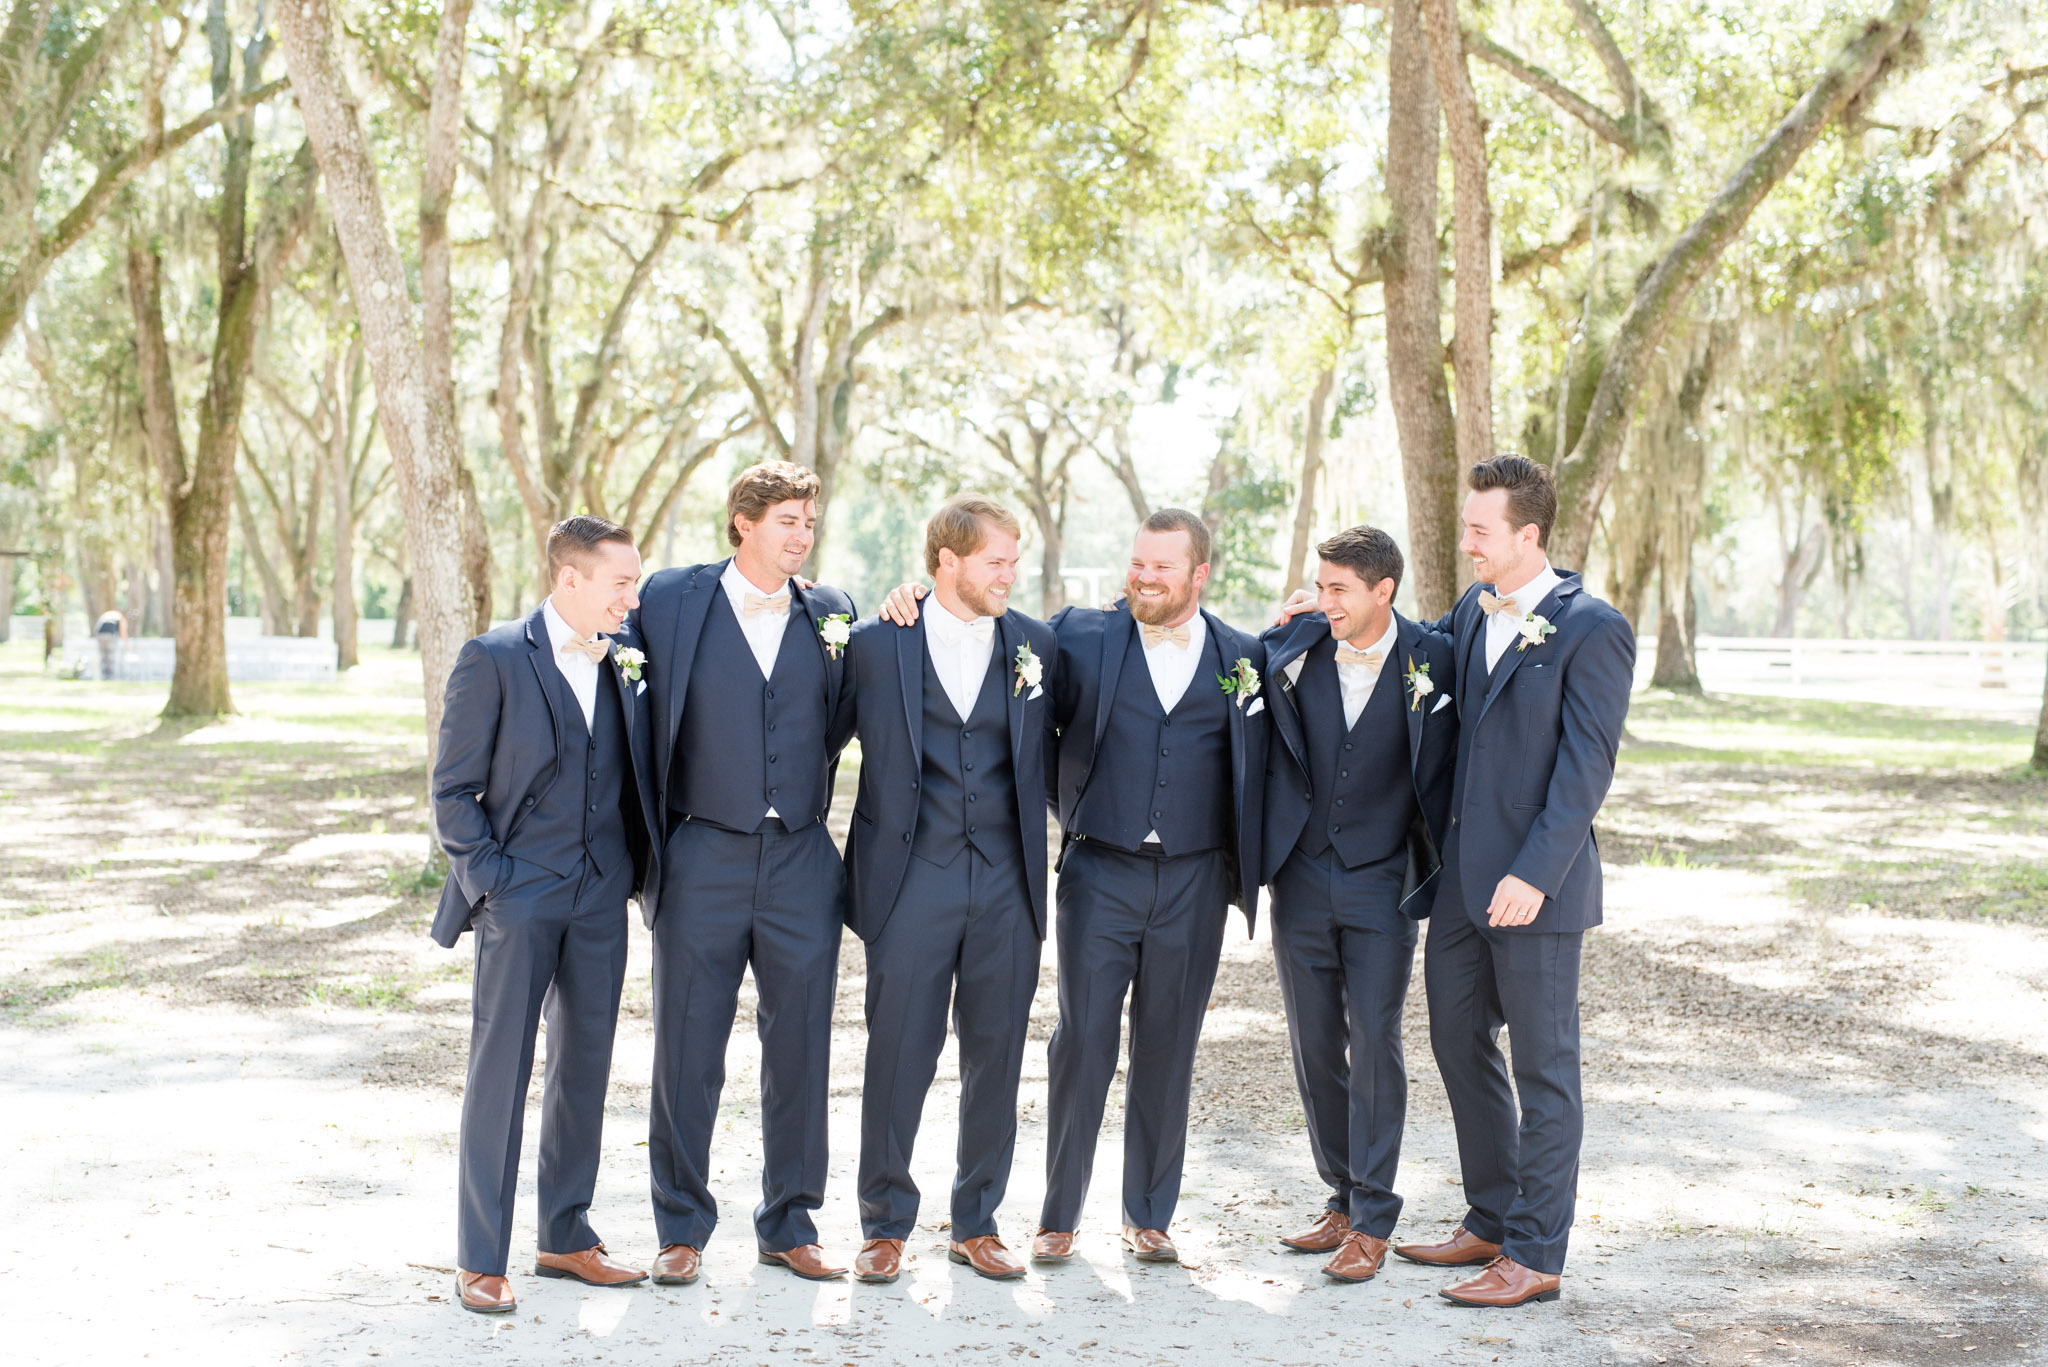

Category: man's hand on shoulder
[1273, 589, 1316, 626]
[878, 582, 927, 627]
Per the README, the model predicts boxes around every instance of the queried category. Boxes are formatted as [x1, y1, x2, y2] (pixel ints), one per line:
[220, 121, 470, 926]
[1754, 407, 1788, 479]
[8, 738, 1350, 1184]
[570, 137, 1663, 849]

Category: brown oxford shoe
[455, 1270, 515, 1314]
[948, 1234, 1026, 1280]
[854, 1239, 904, 1284]
[757, 1244, 849, 1281]
[651, 1244, 701, 1286]
[1393, 1224, 1503, 1267]
[1279, 1208, 1350, 1253]
[1031, 1229, 1076, 1263]
[1120, 1226, 1178, 1263]
[1439, 1255, 1561, 1307]
[1321, 1230, 1389, 1284]
[535, 1243, 648, 1286]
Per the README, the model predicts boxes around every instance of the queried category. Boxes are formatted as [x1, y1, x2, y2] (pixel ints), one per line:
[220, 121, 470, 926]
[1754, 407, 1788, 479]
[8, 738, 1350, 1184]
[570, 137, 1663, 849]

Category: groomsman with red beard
[634, 462, 858, 1285]
[831, 496, 1058, 1284]
[1258, 526, 1456, 1284]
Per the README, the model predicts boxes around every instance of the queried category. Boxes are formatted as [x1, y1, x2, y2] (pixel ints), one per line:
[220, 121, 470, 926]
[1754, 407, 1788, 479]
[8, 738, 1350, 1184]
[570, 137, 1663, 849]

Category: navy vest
[525, 656, 633, 877]
[1072, 624, 1232, 856]
[1295, 638, 1417, 869]
[672, 594, 831, 831]
[911, 636, 1022, 866]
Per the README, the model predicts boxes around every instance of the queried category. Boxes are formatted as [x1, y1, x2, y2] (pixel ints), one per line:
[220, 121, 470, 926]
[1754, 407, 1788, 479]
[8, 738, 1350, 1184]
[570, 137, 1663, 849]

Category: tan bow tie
[744, 591, 791, 618]
[1478, 590, 1520, 617]
[1141, 622, 1191, 650]
[1334, 646, 1383, 678]
[560, 634, 610, 664]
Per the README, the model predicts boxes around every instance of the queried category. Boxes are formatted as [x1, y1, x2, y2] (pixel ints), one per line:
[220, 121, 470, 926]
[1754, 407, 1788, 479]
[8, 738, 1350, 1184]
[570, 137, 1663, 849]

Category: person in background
[94, 609, 125, 681]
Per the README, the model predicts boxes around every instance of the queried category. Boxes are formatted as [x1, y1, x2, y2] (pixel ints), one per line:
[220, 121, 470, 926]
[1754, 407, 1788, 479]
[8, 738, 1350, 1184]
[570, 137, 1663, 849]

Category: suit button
[1152, 810, 1163, 820]
[769, 787, 779, 796]
[1452, 816, 1460, 827]
[524, 797, 536, 806]
[902, 832, 911, 843]
[967, 793, 977, 803]
[910, 782, 919, 791]
[1303, 790, 1311, 800]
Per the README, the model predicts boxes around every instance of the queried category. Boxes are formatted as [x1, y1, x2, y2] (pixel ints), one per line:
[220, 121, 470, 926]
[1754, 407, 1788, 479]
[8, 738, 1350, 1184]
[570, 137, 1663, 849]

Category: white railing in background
[67, 636, 338, 683]
[1639, 636, 2045, 691]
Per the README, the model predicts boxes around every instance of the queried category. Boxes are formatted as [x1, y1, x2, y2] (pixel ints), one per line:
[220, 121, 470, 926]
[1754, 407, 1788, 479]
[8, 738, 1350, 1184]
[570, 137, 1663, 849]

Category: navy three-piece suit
[633, 560, 857, 1254]
[430, 607, 659, 1277]
[1259, 610, 1456, 1240]
[1039, 603, 1267, 1234]
[1423, 570, 1634, 1275]
[832, 608, 1058, 1240]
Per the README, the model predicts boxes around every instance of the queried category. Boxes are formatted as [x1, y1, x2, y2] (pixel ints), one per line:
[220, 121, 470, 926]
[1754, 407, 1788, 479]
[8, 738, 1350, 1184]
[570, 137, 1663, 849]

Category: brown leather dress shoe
[1393, 1224, 1503, 1267]
[757, 1244, 849, 1280]
[1321, 1230, 1389, 1284]
[854, 1239, 904, 1284]
[1120, 1226, 1178, 1263]
[1439, 1255, 1561, 1307]
[455, 1270, 515, 1314]
[535, 1243, 648, 1286]
[1031, 1229, 1076, 1263]
[1279, 1209, 1350, 1253]
[651, 1244, 701, 1286]
[948, 1234, 1026, 1280]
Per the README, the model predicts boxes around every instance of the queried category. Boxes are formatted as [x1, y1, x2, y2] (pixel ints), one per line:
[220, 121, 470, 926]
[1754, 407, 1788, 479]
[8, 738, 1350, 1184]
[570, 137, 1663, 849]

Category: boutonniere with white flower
[1013, 642, 1041, 696]
[817, 612, 851, 659]
[1515, 612, 1557, 652]
[1405, 656, 1434, 712]
[1218, 656, 1261, 709]
[612, 644, 646, 683]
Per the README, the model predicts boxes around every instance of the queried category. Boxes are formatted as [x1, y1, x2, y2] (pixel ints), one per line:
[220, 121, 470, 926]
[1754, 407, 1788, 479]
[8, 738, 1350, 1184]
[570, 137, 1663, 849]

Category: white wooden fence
[69, 636, 337, 683]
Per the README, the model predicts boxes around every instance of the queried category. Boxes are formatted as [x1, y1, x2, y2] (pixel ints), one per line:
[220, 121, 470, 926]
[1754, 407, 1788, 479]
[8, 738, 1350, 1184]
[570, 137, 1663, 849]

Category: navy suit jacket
[830, 610, 1059, 943]
[1045, 602, 1269, 926]
[428, 607, 659, 947]
[1425, 571, 1634, 933]
[1258, 610, 1457, 916]
[631, 558, 857, 924]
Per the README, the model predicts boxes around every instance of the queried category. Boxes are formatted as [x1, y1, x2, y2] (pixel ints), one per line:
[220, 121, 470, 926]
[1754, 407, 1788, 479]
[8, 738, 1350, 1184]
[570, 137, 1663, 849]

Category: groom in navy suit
[634, 462, 858, 1285]
[1258, 525, 1456, 1285]
[831, 495, 1056, 1285]
[1392, 457, 1634, 1307]
[430, 515, 660, 1313]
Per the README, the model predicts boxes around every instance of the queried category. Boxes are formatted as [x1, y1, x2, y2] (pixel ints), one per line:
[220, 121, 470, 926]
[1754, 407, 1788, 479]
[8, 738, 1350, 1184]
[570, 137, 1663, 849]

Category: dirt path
[3, 650, 2044, 1365]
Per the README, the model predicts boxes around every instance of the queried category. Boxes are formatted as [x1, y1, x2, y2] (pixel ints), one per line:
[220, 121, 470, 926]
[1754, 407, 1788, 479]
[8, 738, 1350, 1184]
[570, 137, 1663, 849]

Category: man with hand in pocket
[429, 515, 660, 1314]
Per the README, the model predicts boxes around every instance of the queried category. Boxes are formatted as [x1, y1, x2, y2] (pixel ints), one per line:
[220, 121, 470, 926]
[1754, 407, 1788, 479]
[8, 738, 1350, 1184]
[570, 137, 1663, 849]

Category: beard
[957, 578, 1009, 618]
[1126, 578, 1195, 626]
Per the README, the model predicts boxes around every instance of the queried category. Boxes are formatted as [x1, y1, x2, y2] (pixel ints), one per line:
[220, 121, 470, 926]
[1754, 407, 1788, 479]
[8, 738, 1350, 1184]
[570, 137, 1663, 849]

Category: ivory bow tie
[560, 634, 610, 664]
[1478, 590, 1520, 617]
[1334, 647, 1383, 678]
[1140, 622, 1191, 650]
[744, 591, 791, 618]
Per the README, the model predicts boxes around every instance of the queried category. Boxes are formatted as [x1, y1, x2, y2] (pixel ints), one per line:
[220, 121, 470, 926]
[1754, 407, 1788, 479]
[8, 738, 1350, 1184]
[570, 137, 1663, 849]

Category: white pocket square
[1247, 697, 1266, 717]
[1281, 657, 1304, 688]
[1431, 693, 1450, 714]
[636, 680, 648, 696]
[1028, 684, 1043, 700]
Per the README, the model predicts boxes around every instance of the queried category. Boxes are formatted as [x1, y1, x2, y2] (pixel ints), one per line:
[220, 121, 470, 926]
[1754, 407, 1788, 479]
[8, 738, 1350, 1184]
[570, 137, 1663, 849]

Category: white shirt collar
[927, 600, 995, 645]
[541, 596, 595, 652]
[1493, 560, 1560, 612]
[720, 557, 790, 609]
[1334, 615, 1397, 659]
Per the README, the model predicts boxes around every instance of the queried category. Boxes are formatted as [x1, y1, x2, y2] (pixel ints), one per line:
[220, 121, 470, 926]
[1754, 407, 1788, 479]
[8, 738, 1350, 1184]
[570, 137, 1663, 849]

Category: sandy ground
[3, 653, 2046, 1366]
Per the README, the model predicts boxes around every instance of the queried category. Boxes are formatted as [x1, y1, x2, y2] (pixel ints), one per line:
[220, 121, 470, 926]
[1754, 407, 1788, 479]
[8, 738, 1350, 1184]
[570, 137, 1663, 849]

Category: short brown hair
[1468, 456, 1557, 547]
[1316, 525, 1403, 593]
[1140, 507, 1211, 567]
[924, 495, 1022, 575]
[547, 514, 633, 583]
[726, 460, 821, 547]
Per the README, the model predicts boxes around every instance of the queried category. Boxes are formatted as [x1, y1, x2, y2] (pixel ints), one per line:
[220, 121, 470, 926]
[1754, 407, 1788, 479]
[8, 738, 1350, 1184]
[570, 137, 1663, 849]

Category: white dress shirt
[1482, 562, 1562, 672]
[721, 558, 793, 682]
[1139, 610, 1206, 844]
[1334, 616, 1397, 729]
[925, 601, 998, 722]
[541, 596, 601, 730]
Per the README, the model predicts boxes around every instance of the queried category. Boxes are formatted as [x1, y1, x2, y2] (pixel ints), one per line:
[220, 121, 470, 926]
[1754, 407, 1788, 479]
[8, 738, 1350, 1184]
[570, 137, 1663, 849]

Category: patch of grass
[1790, 855, 2048, 925]
[1624, 692, 2033, 770]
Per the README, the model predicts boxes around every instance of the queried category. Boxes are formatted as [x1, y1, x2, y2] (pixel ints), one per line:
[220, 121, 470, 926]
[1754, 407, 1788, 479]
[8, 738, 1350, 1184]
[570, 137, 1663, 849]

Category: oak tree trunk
[1419, 0, 1495, 468]
[1285, 367, 1335, 595]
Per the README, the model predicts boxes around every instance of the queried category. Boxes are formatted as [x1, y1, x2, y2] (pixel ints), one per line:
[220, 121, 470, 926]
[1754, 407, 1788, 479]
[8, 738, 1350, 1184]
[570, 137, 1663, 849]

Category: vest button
[1332, 825, 1341, 834]
[964, 763, 975, 772]
[1339, 769, 1348, 778]
[1157, 779, 1167, 787]
[766, 689, 776, 700]
[1160, 748, 1169, 756]
[767, 722, 777, 731]
[1344, 743, 1354, 751]
[967, 793, 977, 803]
[589, 803, 598, 812]
[590, 771, 599, 780]
[968, 825, 977, 834]
[769, 754, 778, 763]
[962, 730, 973, 739]
[1335, 798, 1345, 807]
[1162, 718, 1172, 727]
